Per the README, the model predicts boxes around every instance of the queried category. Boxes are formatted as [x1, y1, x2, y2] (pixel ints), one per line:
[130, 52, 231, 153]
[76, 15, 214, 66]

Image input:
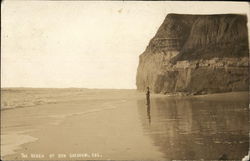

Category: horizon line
[1, 87, 137, 90]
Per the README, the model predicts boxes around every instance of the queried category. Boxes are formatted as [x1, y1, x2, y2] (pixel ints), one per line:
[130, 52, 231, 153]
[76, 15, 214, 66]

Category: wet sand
[1, 89, 164, 160]
[1, 89, 249, 160]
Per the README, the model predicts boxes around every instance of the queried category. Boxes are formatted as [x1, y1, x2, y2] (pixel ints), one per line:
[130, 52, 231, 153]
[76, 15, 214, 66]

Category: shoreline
[1, 90, 248, 111]
[149, 90, 249, 98]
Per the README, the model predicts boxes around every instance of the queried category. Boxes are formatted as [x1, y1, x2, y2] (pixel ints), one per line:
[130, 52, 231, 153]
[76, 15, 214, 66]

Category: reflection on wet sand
[137, 93, 249, 160]
[147, 103, 151, 125]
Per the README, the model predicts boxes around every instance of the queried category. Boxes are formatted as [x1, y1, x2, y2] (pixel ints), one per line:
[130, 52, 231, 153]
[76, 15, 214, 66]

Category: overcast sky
[1, 1, 249, 89]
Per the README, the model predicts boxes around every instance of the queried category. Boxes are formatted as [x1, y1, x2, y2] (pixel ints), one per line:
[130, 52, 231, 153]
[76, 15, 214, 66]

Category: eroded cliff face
[136, 14, 249, 94]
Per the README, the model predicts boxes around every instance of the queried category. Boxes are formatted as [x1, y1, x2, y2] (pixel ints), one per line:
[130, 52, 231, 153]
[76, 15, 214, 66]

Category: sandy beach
[2, 1, 250, 160]
[1, 89, 249, 160]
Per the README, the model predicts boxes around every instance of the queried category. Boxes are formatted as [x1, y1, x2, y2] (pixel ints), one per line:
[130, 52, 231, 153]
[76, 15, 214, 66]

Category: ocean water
[1, 88, 116, 110]
[1, 88, 249, 160]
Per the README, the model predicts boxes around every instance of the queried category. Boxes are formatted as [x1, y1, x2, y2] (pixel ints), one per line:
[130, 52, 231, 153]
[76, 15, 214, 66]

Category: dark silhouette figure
[146, 87, 150, 105]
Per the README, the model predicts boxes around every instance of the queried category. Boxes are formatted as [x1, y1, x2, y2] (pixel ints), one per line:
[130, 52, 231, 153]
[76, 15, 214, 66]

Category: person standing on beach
[146, 87, 150, 105]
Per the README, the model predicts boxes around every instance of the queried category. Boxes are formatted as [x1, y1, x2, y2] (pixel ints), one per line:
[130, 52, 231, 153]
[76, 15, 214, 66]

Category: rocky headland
[136, 14, 249, 95]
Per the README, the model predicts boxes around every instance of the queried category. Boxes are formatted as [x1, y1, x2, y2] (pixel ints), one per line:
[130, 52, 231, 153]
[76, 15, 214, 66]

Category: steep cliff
[136, 14, 249, 94]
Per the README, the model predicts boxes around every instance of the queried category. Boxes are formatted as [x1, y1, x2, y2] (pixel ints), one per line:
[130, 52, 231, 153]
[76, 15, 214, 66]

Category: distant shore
[163, 90, 249, 97]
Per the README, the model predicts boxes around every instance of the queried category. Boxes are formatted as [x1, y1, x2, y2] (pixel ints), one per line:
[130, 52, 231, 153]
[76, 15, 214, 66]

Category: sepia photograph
[1, 1, 249, 160]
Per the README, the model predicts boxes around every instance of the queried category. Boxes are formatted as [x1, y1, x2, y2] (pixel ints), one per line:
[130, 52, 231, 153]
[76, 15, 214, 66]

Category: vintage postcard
[1, 1, 249, 160]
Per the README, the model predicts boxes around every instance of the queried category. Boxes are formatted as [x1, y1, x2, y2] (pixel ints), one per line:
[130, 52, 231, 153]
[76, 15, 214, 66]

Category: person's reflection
[146, 87, 151, 124]
[146, 87, 150, 105]
[147, 103, 151, 124]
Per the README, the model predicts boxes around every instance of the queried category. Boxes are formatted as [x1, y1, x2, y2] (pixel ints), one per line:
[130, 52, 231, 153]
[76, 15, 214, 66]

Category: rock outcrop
[136, 14, 249, 95]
